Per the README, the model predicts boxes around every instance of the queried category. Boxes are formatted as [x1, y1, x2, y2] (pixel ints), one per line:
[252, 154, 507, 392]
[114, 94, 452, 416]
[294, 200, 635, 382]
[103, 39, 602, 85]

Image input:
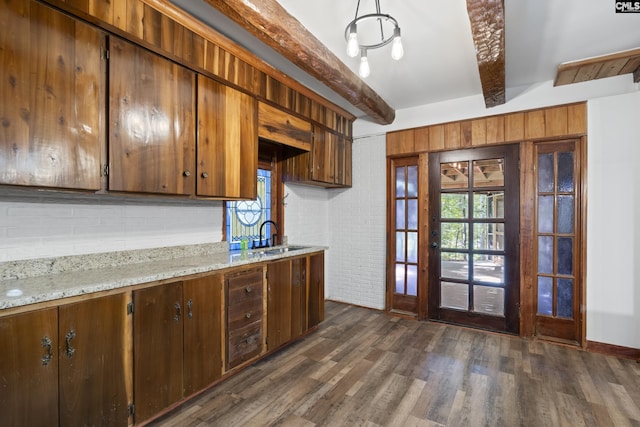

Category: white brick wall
[0, 197, 223, 262]
[280, 135, 388, 310]
[326, 135, 387, 309]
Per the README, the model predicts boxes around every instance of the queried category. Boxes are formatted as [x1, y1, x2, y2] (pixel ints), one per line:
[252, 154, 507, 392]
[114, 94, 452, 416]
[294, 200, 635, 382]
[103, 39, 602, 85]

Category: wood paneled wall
[387, 103, 587, 156]
[44, 0, 353, 138]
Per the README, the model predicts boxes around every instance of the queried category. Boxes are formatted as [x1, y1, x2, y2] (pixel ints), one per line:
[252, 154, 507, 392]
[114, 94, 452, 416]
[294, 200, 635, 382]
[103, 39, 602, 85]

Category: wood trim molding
[465, 0, 506, 108]
[199, 0, 395, 125]
[587, 341, 640, 361]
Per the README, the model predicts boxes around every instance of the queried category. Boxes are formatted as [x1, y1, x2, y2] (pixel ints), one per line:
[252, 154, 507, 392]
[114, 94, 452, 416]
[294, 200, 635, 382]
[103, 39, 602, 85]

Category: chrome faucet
[254, 220, 279, 249]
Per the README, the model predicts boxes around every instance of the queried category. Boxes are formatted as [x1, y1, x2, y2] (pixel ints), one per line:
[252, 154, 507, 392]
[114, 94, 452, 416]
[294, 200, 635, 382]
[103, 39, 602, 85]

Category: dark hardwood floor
[151, 301, 640, 426]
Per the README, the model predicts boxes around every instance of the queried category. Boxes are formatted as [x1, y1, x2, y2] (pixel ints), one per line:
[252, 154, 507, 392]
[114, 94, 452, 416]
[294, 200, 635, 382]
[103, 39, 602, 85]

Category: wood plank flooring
[151, 301, 640, 427]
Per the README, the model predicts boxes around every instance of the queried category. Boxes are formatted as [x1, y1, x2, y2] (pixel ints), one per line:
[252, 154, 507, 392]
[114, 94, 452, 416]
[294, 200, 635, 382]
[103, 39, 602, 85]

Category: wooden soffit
[466, 0, 506, 108]
[201, 0, 395, 125]
[555, 48, 640, 86]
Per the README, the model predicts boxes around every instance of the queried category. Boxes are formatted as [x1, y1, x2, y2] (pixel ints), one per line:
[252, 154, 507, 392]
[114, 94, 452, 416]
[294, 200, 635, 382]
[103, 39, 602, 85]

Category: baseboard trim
[587, 340, 640, 361]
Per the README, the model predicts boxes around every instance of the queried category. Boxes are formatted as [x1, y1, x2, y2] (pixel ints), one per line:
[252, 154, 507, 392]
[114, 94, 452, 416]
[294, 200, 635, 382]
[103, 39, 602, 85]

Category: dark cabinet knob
[430, 242, 438, 249]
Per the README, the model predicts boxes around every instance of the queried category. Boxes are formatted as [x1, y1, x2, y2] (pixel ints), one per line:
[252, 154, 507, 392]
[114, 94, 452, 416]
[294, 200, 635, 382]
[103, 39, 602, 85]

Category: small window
[226, 169, 272, 250]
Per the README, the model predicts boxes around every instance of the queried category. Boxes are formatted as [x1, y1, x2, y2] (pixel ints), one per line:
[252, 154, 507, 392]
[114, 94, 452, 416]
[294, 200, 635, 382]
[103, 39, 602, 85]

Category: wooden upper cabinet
[109, 37, 196, 195]
[0, 0, 105, 190]
[258, 102, 312, 151]
[197, 75, 258, 199]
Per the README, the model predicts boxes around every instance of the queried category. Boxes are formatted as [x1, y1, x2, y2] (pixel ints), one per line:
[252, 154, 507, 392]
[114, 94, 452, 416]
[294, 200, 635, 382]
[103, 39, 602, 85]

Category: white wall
[587, 91, 640, 348]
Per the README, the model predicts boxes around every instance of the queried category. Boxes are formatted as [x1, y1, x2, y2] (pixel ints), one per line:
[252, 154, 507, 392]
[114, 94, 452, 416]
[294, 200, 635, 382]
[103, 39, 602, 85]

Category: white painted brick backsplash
[0, 136, 389, 310]
[0, 200, 223, 262]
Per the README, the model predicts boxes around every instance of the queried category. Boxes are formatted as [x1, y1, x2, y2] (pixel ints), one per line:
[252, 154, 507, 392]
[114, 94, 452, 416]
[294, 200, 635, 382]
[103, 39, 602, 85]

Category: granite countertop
[0, 243, 325, 310]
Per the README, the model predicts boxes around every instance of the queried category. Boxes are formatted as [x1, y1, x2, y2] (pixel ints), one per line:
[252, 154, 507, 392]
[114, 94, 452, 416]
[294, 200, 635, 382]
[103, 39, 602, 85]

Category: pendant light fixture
[344, 0, 404, 78]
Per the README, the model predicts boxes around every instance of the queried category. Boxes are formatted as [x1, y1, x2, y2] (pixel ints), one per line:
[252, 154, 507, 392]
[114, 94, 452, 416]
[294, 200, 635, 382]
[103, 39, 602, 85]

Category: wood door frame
[386, 137, 587, 346]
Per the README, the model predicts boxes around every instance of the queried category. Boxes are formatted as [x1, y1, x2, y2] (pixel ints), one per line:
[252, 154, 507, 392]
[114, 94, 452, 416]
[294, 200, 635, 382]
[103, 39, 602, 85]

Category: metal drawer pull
[245, 312, 252, 319]
[187, 299, 193, 319]
[41, 336, 53, 366]
[245, 287, 252, 293]
[65, 330, 76, 358]
[174, 302, 181, 322]
[245, 337, 253, 344]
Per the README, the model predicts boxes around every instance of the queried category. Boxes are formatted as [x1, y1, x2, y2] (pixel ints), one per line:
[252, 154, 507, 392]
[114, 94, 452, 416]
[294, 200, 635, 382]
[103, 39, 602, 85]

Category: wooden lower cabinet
[0, 254, 323, 426]
[0, 307, 59, 427]
[308, 252, 325, 329]
[225, 268, 264, 370]
[133, 274, 223, 423]
[267, 257, 307, 351]
[133, 281, 184, 423]
[183, 274, 223, 396]
[0, 293, 132, 427]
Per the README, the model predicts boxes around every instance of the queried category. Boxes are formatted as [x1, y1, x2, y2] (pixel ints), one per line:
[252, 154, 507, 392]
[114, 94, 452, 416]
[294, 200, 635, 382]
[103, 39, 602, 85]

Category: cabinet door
[58, 293, 132, 426]
[134, 282, 184, 424]
[335, 137, 353, 187]
[197, 75, 257, 198]
[109, 37, 196, 195]
[311, 128, 335, 184]
[0, 308, 59, 427]
[267, 259, 292, 350]
[0, 1, 105, 190]
[183, 274, 223, 396]
[291, 257, 307, 339]
[308, 253, 325, 329]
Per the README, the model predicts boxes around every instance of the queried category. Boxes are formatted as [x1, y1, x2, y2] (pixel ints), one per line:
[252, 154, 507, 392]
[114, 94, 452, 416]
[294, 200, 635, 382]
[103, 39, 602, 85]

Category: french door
[388, 157, 420, 315]
[428, 145, 520, 333]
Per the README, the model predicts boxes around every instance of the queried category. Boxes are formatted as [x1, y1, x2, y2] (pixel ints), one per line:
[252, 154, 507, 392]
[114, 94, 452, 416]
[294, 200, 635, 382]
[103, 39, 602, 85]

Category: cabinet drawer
[227, 270, 263, 305]
[227, 322, 263, 369]
[228, 297, 263, 330]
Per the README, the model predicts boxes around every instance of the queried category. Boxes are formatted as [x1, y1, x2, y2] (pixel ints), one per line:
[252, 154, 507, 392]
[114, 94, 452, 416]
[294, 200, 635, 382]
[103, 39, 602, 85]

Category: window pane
[473, 223, 504, 251]
[227, 169, 270, 250]
[441, 281, 469, 310]
[395, 264, 405, 294]
[473, 191, 504, 219]
[396, 167, 406, 197]
[407, 166, 418, 197]
[395, 232, 405, 262]
[407, 232, 418, 263]
[407, 265, 418, 296]
[396, 200, 405, 229]
[557, 237, 573, 275]
[441, 193, 468, 219]
[558, 152, 574, 192]
[537, 276, 553, 315]
[538, 153, 554, 192]
[557, 278, 573, 318]
[474, 286, 504, 316]
[407, 199, 418, 229]
[538, 195, 554, 233]
[441, 161, 469, 189]
[538, 236, 553, 274]
[441, 222, 468, 249]
[441, 252, 468, 280]
[473, 158, 504, 187]
[557, 196, 574, 234]
[473, 254, 504, 285]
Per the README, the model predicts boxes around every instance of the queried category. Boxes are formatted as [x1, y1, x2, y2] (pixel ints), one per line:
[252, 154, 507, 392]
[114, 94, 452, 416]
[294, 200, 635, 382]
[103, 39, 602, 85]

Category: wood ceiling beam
[466, 0, 506, 108]
[201, 0, 396, 125]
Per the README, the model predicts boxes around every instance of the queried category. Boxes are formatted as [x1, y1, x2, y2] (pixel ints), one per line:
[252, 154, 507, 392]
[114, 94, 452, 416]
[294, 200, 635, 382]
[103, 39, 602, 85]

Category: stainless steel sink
[261, 245, 309, 256]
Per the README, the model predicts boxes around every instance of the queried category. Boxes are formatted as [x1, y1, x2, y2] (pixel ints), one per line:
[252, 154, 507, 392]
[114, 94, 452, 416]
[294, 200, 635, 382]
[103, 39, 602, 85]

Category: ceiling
[170, 0, 640, 124]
